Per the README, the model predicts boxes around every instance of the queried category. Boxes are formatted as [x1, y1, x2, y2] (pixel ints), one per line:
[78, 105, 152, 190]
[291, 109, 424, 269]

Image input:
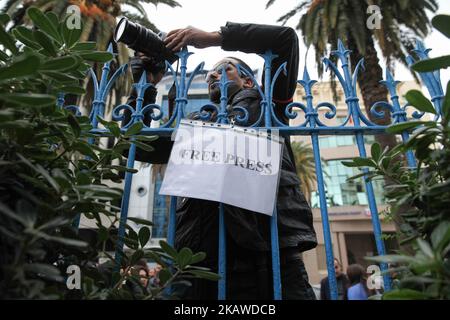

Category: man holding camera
[124, 22, 317, 300]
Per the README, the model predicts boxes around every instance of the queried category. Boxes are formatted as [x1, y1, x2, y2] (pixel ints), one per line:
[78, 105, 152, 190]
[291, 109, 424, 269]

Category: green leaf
[341, 160, 359, 167]
[443, 80, 450, 120]
[127, 217, 153, 226]
[78, 51, 114, 63]
[130, 249, 144, 265]
[177, 248, 193, 269]
[0, 202, 27, 226]
[382, 289, 429, 300]
[60, 86, 86, 95]
[12, 26, 41, 49]
[190, 252, 206, 265]
[135, 135, 159, 142]
[412, 55, 450, 73]
[0, 13, 10, 25]
[107, 165, 138, 173]
[0, 55, 41, 81]
[76, 171, 91, 185]
[430, 221, 450, 252]
[33, 30, 58, 57]
[121, 235, 138, 251]
[158, 268, 172, 285]
[0, 21, 19, 54]
[386, 121, 427, 134]
[0, 50, 9, 62]
[41, 56, 79, 72]
[159, 240, 178, 258]
[72, 42, 97, 51]
[48, 236, 88, 247]
[24, 263, 61, 278]
[405, 90, 436, 114]
[352, 157, 376, 168]
[97, 226, 109, 242]
[125, 122, 143, 137]
[187, 270, 221, 281]
[96, 116, 120, 138]
[138, 227, 151, 247]
[0, 93, 55, 107]
[417, 238, 434, 259]
[134, 141, 154, 152]
[371, 143, 381, 162]
[42, 71, 78, 83]
[35, 163, 60, 193]
[72, 141, 99, 160]
[45, 12, 59, 30]
[144, 251, 168, 268]
[432, 15, 450, 39]
[27, 7, 62, 44]
[62, 15, 82, 48]
[68, 114, 81, 137]
[365, 254, 416, 264]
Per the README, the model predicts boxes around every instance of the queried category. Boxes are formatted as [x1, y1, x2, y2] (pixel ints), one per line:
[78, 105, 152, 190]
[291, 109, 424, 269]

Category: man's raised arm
[164, 22, 300, 107]
[220, 22, 299, 103]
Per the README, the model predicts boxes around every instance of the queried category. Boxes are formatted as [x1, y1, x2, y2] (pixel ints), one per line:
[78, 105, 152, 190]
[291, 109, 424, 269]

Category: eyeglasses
[205, 61, 238, 84]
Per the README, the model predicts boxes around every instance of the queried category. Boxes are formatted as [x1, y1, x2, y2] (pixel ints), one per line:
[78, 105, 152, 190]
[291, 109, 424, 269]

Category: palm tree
[1, 0, 180, 106]
[290, 141, 317, 203]
[266, 0, 438, 150]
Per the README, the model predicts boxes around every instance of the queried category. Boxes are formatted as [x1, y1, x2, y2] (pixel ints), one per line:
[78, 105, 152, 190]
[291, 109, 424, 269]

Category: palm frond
[122, 10, 159, 33]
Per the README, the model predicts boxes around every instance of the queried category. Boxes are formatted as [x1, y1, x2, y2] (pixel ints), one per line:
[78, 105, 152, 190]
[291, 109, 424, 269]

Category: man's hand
[164, 27, 222, 52]
[132, 52, 165, 85]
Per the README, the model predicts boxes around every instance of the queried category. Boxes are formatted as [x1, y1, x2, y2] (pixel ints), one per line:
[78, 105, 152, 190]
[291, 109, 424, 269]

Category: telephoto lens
[114, 17, 178, 65]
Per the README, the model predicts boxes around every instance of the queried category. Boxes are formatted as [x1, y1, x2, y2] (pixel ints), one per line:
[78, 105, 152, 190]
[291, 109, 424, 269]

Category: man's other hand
[164, 27, 222, 52]
[131, 52, 165, 85]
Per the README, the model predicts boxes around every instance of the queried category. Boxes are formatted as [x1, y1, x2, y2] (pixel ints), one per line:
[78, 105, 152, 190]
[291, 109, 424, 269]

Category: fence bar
[114, 142, 137, 271]
[218, 204, 227, 300]
[167, 196, 177, 246]
[261, 51, 283, 299]
[354, 132, 391, 291]
[270, 208, 282, 300]
[311, 133, 338, 299]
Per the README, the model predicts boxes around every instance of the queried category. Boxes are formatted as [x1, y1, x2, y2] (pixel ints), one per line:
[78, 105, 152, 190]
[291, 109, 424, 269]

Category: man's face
[139, 269, 148, 286]
[206, 59, 251, 103]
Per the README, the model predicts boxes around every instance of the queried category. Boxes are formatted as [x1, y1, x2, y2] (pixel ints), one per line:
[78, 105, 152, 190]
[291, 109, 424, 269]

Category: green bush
[0, 8, 218, 299]
[343, 14, 450, 300]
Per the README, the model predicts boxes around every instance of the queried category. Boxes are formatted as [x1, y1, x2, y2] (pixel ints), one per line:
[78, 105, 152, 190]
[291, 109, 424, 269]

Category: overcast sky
[139, 0, 450, 86]
[0, 0, 448, 86]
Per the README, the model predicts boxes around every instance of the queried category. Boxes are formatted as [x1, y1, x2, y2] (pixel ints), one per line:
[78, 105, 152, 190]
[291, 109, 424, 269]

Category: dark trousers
[175, 241, 316, 300]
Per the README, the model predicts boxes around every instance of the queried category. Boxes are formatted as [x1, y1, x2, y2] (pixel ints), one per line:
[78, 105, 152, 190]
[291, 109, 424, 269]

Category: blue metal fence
[64, 39, 444, 300]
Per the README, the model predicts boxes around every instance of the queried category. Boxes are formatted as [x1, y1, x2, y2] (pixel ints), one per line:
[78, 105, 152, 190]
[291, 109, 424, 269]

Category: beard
[209, 81, 242, 104]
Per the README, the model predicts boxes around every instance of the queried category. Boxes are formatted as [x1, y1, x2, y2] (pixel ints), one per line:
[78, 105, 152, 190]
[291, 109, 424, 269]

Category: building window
[311, 159, 384, 207]
[161, 94, 211, 119]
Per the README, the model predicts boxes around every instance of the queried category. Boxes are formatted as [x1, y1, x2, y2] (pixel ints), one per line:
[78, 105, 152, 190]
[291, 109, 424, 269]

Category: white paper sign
[159, 120, 283, 215]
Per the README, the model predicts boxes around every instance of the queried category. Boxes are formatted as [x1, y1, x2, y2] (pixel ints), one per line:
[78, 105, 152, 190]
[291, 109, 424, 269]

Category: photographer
[123, 22, 317, 300]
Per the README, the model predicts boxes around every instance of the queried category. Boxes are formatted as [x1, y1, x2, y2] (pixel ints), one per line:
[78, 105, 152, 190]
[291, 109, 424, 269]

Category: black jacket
[124, 22, 317, 262]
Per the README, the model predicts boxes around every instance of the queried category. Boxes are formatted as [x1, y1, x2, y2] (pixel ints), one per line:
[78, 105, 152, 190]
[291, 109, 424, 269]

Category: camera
[114, 17, 178, 72]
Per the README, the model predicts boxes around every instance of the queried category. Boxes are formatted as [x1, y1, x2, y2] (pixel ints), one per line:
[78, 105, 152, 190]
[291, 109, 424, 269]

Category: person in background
[346, 264, 370, 300]
[320, 258, 350, 300]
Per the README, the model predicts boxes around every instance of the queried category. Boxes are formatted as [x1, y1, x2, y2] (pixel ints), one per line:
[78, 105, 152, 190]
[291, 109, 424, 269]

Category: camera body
[114, 18, 178, 73]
